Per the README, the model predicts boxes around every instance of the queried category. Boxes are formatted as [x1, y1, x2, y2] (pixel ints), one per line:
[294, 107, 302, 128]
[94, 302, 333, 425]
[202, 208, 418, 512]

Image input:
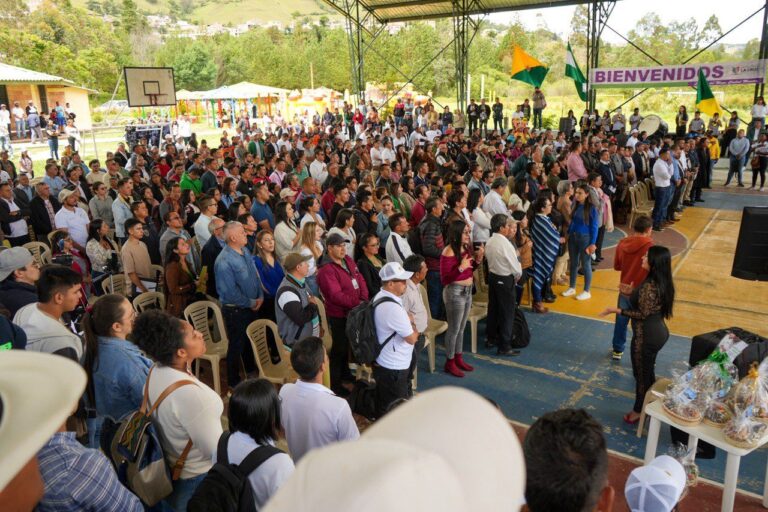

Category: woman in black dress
[600, 246, 675, 424]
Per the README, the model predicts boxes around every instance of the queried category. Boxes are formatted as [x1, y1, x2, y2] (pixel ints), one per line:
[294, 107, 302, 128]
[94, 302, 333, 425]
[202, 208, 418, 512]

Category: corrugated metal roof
[0, 62, 77, 86]
[341, 0, 611, 23]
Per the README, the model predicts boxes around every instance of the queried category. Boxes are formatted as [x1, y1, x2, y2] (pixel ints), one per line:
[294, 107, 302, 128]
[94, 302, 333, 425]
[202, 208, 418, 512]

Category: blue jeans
[611, 294, 632, 353]
[568, 232, 592, 292]
[533, 108, 543, 129]
[0, 135, 11, 156]
[49, 137, 59, 159]
[163, 473, 206, 511]
[726, 155, 744, 185]
[15, 119, 25, 139]
[651, 185, 671, 228]
[426, 269, 444, 320]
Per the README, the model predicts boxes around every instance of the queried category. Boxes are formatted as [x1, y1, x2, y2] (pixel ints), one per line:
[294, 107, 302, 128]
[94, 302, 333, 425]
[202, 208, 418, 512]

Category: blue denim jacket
[215, 245, 264, 307]
[93, 336, 152, 422]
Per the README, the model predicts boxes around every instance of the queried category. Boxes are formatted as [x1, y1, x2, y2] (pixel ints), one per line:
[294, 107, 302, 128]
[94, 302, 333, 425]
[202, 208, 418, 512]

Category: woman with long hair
[85, 219, 119, 291]
[181, 188, 200, 232]
[327, 208, 357, 259]
[468, 188, 491, 243]
[51, 230, 92, 295]
[440, 220, 483, 378]
[562, 184, 599, 301]
[508, 175, 531, 212]
[675, 105, 688, 137]
[149, 172, 167, 203]
[553, 180, 573, 286]
[220, 177, 241, 211]
[226, 200, 247, 222]
[164, 236, 198, 317]
[82, 294, 149, 449]
[273, 200, 300, 264]
[600, 246, 674, 424]
[529, 195, 561, 314]
[355, 232, 385, 297]
[296, 221, 324, 296]
[254, 230, 285, 323]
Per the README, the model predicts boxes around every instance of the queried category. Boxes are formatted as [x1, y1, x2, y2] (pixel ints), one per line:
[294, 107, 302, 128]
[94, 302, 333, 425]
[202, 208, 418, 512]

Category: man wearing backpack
[372, 262, 419, 417]
[279, 337, 359, 462]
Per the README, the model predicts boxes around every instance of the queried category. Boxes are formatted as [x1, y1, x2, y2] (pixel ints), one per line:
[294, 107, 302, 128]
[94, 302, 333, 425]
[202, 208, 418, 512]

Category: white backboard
[124, 67, 177, 107]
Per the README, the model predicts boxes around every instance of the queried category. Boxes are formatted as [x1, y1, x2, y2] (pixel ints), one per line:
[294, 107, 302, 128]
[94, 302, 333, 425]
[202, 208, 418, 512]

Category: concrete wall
[0, 83, 92, 130]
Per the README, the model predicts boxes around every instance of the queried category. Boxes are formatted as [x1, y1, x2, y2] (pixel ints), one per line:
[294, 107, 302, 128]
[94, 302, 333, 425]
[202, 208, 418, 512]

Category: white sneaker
[761, 187, 765, 192]
[576, 291, 592, 301]
[562, 288, 576, 297]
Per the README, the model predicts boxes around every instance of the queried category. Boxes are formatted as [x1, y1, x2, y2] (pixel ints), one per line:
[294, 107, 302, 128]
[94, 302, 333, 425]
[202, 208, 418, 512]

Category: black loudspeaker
[558, 117, 570, 134]
[731, 206, 768, 281]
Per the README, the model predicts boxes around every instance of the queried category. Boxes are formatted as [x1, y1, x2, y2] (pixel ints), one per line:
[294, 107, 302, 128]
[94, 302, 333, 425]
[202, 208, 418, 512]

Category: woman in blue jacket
[82, 293, 152, 450]
[562, 184, 599, 301]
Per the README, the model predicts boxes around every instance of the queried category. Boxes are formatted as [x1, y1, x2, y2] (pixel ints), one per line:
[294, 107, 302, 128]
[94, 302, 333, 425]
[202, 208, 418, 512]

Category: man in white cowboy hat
[264, 387, 526, 512]
[0, 351, 142, 511]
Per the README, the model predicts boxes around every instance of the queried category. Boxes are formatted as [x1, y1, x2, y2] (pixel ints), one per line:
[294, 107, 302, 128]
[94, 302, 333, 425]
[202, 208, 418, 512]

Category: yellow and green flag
[510, 46, 549, 88]
[696, 68, 722, 117]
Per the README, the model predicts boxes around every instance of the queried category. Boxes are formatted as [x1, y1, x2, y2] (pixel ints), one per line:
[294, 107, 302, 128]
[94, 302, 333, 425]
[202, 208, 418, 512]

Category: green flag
[696, 68, 722, 117]
[565, 42, 587, 102]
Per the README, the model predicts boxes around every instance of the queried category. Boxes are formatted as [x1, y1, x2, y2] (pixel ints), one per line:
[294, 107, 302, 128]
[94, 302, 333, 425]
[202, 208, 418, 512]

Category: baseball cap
[625, 455, 686, 512]
[216, 170, 226, 178]
[283, 252, 312, 271]
[326, 233, 349, 246]
[0, 247, 34, 281]
[0, 351, 87, 491]
[378, 261, 413, 282]
[279, 188, 295, 199]
[264, 387, 525, 512]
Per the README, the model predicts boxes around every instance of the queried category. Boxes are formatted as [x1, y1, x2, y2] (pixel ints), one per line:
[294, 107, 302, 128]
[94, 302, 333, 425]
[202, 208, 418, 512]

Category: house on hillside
[0, 63, 95, 130]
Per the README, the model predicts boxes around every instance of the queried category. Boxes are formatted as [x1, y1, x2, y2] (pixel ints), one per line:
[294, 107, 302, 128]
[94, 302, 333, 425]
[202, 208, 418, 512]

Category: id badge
[351, 278, 359, 290]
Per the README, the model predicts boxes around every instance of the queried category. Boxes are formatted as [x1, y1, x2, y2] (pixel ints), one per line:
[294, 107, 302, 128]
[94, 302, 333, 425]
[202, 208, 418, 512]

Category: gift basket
[702, 399, 732, 428]
[661, 335, 744, 427]
[724, 407, 768, 449]
[728, 359, 768, 423]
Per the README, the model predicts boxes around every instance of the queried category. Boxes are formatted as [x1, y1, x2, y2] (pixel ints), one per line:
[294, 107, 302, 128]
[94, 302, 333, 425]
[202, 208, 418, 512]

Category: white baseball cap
[625, 455, 686, 512]
[378, 261, 413, 282]
[0, 351, 87, 491]
[264, 387, 525, 512]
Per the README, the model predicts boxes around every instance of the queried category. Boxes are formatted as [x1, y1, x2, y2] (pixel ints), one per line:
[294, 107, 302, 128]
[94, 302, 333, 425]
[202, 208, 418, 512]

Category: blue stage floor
[416, 311, 768, 495]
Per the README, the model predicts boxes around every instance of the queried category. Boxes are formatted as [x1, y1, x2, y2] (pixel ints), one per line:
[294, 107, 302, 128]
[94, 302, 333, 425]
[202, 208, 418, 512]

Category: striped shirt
[36, 432, 142, 512]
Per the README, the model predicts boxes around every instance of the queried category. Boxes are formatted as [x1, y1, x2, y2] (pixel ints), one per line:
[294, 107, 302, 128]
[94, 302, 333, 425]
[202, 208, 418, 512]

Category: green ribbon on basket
[704, 350, 731, 379]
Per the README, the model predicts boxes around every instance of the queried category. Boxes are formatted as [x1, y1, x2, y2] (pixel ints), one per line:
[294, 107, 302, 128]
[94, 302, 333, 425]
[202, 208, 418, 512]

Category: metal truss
[585, 0, 615, 111]
[453, 0, 484, 114]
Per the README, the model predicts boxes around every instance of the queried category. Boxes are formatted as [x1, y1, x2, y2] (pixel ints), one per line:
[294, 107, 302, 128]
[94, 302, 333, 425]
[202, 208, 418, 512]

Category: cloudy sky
[490, 0, 764, 46]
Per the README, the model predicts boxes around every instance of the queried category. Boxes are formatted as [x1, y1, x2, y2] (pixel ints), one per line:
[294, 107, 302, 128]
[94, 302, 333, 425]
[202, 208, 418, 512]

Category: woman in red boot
[439, 220, 483, 377]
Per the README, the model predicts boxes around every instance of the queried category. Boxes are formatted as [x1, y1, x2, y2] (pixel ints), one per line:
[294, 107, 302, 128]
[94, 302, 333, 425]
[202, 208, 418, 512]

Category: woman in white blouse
[326, 208, 356, 260]
[273, 201, 300, 264]
[751, 96, 768, 126]
[297, 221, 324, 296]
[299, 195, 325, 231]
[132, 310, 224, 512]
[508, 175, 531, 213]
[468, 188, 492, 243]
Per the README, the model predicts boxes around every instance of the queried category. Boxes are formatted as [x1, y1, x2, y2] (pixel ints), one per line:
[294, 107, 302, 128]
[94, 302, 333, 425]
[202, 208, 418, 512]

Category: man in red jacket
[317, 232, 369, 396]
[611, 215, 654, 360]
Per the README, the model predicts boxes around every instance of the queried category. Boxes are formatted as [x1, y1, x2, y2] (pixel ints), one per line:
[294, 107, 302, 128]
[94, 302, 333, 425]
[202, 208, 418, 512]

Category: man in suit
[201, 217, 225, 298]
[29, 182, 61, 242]
[13, 173, 34, 216]
[632, 142, 650, 182]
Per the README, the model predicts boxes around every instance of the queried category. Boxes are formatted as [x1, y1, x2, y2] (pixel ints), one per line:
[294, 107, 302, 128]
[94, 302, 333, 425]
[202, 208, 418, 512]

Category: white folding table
[644, 400, 768, 512]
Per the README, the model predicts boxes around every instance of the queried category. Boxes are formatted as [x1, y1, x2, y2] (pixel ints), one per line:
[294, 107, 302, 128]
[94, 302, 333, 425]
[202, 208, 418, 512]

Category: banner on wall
[589, 60, 767, 88]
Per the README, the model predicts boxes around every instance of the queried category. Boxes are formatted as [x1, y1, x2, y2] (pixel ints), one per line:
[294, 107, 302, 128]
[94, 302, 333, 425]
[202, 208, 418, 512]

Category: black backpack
[346, 296, 398, 364]
[187, 432, 282, 512]
[512, 307, 531, 349]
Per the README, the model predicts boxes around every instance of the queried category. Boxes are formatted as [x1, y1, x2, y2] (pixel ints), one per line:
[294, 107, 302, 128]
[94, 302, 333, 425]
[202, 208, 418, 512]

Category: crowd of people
[3, 92, 756, 511]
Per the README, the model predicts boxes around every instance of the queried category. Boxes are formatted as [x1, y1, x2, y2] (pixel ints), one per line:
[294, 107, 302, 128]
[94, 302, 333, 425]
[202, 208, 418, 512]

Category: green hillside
[72, 0, 340, 26]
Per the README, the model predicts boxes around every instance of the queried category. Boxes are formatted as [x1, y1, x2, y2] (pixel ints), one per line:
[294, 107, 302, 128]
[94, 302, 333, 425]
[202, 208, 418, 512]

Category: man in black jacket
[632, 142, 650, 182]
[13, 174, 34, 215]
[0, 247, 39, 317]
[29, 182, 61, 242]
[352, 190, 378, 237]
[201, 217, 225, 298]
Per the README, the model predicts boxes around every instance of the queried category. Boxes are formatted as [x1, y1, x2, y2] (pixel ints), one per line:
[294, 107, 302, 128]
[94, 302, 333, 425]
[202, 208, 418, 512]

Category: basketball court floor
[416, 169, 768, 510]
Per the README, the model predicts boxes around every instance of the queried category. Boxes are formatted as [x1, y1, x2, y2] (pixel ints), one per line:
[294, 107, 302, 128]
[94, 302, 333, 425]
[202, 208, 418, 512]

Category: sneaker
[562, 287, 576, 297]
[652, 226, 663, 232]
[761, 187, 765, 192]
[612, 351, 623, 361]
[749, 186, 755, 190]
[576, 291, 591, 301]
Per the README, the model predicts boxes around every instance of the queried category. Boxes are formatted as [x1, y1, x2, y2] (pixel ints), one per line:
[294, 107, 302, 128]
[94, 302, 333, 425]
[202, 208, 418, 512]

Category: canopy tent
[175, 81, 290, 128]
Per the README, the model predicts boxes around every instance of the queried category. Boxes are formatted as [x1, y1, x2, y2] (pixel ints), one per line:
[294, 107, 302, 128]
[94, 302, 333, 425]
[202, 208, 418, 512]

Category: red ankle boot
[444, 358, 465, 378]
[455, 353, 474, 372]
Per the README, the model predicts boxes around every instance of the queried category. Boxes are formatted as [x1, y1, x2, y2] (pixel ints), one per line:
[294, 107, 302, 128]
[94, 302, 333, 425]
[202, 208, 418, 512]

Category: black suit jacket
[13, 187, 33, 216]
[201, 237, 223, 298]
[0, 198, 26, 236]
[30, 195, 61, 237]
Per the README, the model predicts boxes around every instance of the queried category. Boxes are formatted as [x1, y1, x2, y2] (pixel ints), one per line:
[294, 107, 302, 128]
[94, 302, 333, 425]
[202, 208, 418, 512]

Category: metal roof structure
[353, 0, 606, 23]
[0, 62, 87, 88]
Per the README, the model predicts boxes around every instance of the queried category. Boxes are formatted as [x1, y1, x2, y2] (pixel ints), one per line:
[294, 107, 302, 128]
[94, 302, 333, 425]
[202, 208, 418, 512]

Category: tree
[120, 0, 139, 34]
[85, 0, 102, 13]
[171, 42, 217, 90]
